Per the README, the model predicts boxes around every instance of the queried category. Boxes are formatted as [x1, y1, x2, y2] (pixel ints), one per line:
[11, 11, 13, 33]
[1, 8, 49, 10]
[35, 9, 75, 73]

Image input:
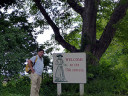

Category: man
[28, 48, 44, 96]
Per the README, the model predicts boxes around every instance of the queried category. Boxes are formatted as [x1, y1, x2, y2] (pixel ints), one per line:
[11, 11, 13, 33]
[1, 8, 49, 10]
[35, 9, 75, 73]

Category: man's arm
[28, 60, 35, 74]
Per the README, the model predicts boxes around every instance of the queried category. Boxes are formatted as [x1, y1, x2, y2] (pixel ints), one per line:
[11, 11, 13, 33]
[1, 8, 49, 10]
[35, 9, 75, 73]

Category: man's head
[37, 48, 44, 57]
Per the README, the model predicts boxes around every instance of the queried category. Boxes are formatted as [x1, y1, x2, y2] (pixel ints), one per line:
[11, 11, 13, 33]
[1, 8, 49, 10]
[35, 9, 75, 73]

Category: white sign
[53, 53, 86, 83]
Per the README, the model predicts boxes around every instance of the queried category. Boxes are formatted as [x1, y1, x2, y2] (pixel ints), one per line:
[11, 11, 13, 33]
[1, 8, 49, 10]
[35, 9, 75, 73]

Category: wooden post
[80, 83, 84, 96]
[57, 83, 62, 96]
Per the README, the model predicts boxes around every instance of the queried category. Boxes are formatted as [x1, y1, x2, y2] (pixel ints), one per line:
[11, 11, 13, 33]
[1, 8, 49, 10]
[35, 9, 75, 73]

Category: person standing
[28, 48, 44, 96]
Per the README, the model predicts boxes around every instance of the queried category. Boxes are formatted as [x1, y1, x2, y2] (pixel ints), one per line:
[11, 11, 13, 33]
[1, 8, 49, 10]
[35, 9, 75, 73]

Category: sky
[36, 29, 52, 44]
[36, 28, 64, 53]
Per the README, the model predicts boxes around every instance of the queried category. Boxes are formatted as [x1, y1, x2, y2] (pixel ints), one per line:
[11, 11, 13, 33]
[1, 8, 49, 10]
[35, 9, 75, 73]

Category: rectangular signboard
[53, 53, 86, 83]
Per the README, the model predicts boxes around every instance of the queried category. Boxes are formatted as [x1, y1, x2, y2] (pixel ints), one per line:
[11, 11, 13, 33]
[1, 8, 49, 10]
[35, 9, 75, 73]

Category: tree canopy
[27, 0, 128, 65]
[0, 7, 38, 77]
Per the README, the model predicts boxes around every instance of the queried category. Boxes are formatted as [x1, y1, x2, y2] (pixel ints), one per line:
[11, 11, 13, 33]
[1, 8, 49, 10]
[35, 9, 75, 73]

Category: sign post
[57, 83, 62, 96]
[53, 53, 86, 96]
[80, 83, 84, 96]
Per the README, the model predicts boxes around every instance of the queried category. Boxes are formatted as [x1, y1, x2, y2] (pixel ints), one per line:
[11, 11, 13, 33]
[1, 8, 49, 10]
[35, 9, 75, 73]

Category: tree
[26, 0, 128, 65]
[0, 0, 16, 7]
[0, 7, 38, 77]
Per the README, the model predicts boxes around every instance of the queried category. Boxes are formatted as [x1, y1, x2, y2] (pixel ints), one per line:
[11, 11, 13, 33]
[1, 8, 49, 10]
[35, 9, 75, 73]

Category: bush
[86, 63, 128, 96]
[0, 92, 25, 96]
[2, 76, 31, 96]
[40, 73, 57, 96]
[15, 76, 31, 95]
[0, 65, 128, 96]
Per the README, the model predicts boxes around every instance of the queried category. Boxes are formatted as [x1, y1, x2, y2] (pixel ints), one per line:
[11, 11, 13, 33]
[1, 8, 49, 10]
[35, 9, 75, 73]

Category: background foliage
[0, 9, 38, 78]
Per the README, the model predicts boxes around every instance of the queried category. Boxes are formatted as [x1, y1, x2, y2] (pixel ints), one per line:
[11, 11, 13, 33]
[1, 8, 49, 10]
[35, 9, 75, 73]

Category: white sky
[36, 29, 64, 53]
[36, 29, 52, 44]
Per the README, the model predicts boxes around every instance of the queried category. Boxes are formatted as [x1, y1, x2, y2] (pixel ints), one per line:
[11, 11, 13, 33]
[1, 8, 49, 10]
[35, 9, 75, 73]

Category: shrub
[86, 63, 128, 95]
[3, 76, 30, 96]
[40, 73, 57, 96]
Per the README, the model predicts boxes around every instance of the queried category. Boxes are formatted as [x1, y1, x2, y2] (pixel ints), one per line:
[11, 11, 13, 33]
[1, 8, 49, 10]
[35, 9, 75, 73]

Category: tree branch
[33, 0, 79, 52]
[67, 0, 84, 16]
[96, 0, 128, 59]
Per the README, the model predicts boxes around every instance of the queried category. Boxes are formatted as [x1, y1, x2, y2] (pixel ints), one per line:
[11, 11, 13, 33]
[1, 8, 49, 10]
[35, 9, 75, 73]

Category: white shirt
[30, 55, 44, 76]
